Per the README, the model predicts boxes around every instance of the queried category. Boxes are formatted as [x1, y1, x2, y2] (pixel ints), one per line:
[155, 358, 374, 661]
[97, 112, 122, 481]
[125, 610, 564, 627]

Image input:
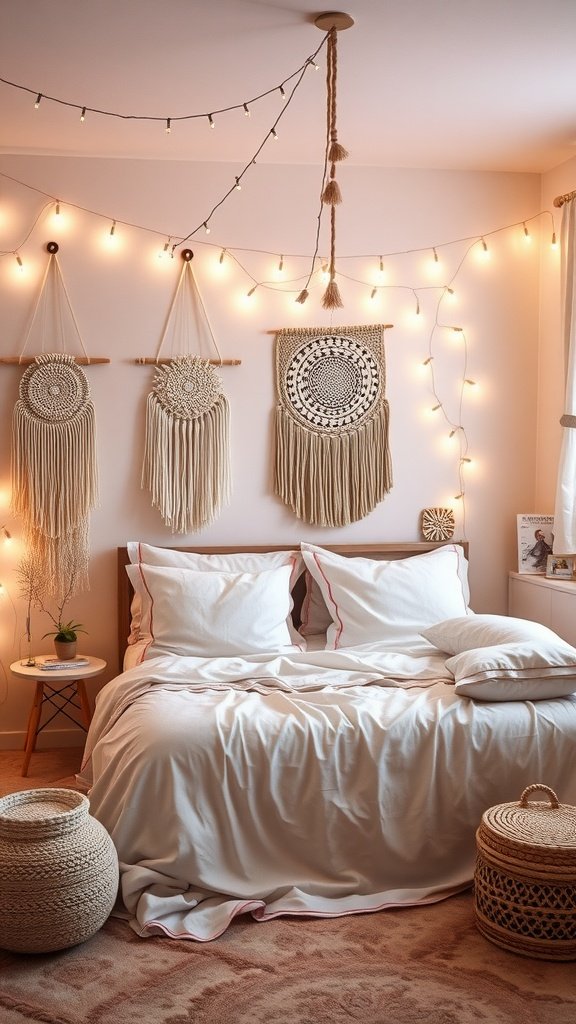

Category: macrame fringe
[11, 402, 97, 598]
[142, 392, 231, 534]
[274, 404, 392, 527]
[322, 279, 344, 309]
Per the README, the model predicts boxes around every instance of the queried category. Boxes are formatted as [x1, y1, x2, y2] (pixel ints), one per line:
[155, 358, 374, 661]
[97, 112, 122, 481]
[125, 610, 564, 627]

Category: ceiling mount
[314, 11, 355, 31]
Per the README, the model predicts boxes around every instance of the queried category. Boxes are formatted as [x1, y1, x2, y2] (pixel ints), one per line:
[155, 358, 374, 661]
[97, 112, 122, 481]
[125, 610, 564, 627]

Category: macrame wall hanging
[141, 250, 232, 533]
[10, 243, 100, 599]
[274, 324, 393, 527]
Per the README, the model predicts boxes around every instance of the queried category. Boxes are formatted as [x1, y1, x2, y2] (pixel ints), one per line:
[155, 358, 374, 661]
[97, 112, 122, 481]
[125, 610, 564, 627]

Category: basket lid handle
[519, 784, 559, 809]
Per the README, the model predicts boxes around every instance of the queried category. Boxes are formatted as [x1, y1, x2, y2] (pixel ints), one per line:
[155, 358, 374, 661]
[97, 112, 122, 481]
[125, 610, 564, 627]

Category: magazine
[517, 514, 555, 574]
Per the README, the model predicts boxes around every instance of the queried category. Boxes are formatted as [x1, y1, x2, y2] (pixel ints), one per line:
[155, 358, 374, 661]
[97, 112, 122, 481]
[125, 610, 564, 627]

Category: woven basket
[0, 788, 119, 954]
[474, 783, 576, 960]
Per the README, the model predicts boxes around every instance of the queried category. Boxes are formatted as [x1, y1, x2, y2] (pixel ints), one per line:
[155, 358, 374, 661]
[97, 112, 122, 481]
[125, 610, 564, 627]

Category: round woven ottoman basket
[474, 784, 576, 960]
[0, 788, 119, 954]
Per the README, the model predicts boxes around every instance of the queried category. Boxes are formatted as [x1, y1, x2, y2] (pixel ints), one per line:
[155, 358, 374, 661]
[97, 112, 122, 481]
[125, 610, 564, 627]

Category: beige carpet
[0, 891, 574, 1024]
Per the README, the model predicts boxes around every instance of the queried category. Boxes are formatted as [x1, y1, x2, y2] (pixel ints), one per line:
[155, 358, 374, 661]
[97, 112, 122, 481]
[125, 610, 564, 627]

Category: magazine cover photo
[517, 514, 555, 574]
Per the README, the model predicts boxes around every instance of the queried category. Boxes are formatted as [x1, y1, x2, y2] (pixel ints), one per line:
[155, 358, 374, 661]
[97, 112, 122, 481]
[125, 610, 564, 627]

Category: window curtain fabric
[553, 198, 576, 554]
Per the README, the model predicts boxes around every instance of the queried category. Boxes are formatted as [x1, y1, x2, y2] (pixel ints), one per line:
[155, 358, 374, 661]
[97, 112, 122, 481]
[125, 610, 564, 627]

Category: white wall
[0, 155, 542, 745]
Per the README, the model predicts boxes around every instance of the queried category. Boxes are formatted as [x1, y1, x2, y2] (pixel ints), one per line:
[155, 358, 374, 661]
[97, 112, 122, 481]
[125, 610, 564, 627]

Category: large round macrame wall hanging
[274, 324, 392, 526]
[142, 355, 231, 534]
[11, 353, 99, 598]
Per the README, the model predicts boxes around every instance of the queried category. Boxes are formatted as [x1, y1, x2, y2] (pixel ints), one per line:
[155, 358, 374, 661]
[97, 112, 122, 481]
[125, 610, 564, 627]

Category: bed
[78, 540, 576, 942]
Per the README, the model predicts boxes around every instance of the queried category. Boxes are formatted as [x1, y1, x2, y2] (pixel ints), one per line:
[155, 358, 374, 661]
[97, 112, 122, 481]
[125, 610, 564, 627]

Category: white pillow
[300, 542, 470, 649]
[126, 562, 302, 659]
[422, 614, 563, 656]
[126, 543, 303, 644]
[447, 639, 576, 701]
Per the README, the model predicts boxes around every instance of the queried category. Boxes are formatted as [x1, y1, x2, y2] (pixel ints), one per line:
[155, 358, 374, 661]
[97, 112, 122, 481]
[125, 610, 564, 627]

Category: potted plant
[42, 618, 87, 661]
[17, 558, 86, 661]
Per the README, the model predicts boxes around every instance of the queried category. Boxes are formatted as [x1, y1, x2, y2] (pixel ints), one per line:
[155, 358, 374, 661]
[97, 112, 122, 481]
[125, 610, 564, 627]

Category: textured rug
[0, 891, 574, 1024]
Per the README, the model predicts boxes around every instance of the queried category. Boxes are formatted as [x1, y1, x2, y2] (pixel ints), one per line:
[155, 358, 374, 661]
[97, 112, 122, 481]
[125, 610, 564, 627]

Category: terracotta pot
[54, 639, 77, 661]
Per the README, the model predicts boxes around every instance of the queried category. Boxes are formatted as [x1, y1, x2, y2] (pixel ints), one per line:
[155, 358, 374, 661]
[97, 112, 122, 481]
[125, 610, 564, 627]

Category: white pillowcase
[421, 614, 563, 655]
[300, 542, 470, 649]
[126, 542, 303, 645]
[126, 562, 302, 659]
[446, 640, 576, 701]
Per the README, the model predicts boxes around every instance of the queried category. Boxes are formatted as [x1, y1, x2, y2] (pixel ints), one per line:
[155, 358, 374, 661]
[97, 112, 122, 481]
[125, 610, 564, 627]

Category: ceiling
[1, 0, 575, 174]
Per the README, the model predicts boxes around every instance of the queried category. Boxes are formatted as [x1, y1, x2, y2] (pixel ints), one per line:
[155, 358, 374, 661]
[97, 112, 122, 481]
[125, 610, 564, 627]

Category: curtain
[553, 198, 576, 553]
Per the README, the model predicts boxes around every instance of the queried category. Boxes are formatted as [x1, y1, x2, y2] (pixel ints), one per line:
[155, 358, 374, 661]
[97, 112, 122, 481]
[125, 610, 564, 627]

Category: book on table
[39, 657, 91, 671]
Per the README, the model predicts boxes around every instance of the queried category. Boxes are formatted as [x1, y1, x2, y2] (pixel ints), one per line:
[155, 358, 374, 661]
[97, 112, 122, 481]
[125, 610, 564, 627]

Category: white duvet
[79, 642, 576, 941]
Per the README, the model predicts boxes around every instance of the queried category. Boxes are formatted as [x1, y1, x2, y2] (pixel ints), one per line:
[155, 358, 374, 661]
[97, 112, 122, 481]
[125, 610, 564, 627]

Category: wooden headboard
[117, 541, 469, 671]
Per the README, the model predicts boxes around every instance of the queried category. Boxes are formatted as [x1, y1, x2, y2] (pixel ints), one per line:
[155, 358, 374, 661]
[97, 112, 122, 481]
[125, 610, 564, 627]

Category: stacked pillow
[126, 542, 304, 659]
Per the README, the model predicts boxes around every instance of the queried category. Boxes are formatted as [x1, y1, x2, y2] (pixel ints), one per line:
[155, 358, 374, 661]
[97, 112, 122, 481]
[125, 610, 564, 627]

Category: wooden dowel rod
[0, 356, 110, 365]
[134, 357, 242, 366]
[554, 189, 576, 208]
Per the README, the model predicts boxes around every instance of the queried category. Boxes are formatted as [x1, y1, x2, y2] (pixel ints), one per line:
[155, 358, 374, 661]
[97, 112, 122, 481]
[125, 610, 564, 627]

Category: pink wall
[0, 155, 543, 745]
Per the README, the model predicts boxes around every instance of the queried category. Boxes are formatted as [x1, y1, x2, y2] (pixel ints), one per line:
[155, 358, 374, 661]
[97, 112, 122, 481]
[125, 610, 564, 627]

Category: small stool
[474, 784, 576, 960]
[10, 656, 107, 777]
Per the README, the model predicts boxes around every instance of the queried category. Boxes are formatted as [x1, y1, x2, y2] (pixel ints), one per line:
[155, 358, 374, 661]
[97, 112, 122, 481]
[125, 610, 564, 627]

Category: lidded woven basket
[0, 788, 118, 953]
[474, 784, 576, 960]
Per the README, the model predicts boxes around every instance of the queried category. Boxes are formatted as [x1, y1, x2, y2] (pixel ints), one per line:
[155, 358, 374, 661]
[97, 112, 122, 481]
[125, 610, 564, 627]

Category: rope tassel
[321, 27, 348, 309]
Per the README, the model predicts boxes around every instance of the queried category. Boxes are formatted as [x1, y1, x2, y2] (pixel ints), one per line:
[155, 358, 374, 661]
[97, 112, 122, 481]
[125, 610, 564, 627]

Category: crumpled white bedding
[79, 642, 576, 941]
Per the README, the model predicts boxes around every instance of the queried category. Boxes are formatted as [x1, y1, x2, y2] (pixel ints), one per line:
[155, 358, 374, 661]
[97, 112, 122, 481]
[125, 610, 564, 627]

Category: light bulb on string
[279, 85, 286, 100]
[523, 222, 531, 243]
[551, 231, 558, 249]
[431, 402, 442, 412]
[422, 356, 433, 366]
[243, 103, 250, 118]
[34, 93, 42, 109]
[271, 128, 278, 140]
[158, 238, 171, 259]
[370, 287, 378, 300]
[15, 253, 23, 270]
[110, 220, 116, 236]
[208, 114, 215, 129]
[235, 177, 242, 190]
[203, 222, 211, 235]
[219, 248, 226, 264]
[246, 284, 258, 298]
[165, 118, 171, 134]
[80, 107, 86, 123]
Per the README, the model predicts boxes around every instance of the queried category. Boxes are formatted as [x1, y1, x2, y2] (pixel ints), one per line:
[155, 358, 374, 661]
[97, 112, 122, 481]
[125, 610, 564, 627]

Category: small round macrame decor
[421, 507, 455, 542]
[142, 355, 231, 533]
[275, 325, 392, 526]
[11, 353, 98, 597]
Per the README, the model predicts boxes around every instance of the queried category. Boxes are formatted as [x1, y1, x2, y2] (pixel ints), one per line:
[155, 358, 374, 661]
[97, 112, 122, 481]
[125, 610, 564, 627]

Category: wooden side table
[10, 656, 107, 777]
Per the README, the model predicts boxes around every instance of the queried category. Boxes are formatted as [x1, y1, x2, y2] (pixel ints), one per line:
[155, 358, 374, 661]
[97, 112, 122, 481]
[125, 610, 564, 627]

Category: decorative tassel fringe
[296, 289, 309, 304]
[275, 404, 392, 527]
[328, 139, 349, 163]
[322, 178, 342, 206]
[322, 279, 344, 309]
[11, 400, 98, 599]
[142, 391, 231, 534]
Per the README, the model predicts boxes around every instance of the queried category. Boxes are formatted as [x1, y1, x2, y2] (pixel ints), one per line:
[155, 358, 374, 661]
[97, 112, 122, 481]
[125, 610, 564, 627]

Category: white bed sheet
[80, 644, 576, 942]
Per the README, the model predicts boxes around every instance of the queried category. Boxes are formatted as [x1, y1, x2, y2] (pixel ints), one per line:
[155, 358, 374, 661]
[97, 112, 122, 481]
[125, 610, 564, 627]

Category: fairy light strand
[0, 36, 328, 127]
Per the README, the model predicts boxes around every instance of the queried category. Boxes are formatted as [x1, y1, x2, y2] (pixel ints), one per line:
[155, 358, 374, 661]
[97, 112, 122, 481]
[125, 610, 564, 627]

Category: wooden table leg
[76, 680, 93, 729]
[22, 681, 44, 777]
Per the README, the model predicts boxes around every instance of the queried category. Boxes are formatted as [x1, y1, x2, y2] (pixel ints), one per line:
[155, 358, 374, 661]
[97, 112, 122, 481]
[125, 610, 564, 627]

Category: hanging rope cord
[154, 260, 223, 363]
[18, 255, 91, 362]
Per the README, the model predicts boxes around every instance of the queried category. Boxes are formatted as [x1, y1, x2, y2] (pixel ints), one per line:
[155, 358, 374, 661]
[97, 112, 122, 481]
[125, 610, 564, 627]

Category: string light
[55, 202, 60, 215]
[0, 37, 328, 129]
[243, 103, 250, 117]
[166, 118, 171, 134]
[279, 85, 286, 100]
[271, 128, 278, 140]
[219, 248, 226, 264]
[208, 114, 215, 129]
[370, 287, 377, 299]
[523, 222, 531, 242]
[431, 403, 442, 412]
[80, 107, 86, 123]
[423, 356, 433, 366]
[278, 255, 284, 273]
[109, 220, 116, 236]
[481, 237, 488, 251]
[552, 231, 558, 249]
[246, 284, 258, 297]
[464, 378, 476, 386]
[433, 247, 439, 263]
[203, 222, 211, 235]
[15, 253, 23, 270]
[235, 177, 242, 190]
